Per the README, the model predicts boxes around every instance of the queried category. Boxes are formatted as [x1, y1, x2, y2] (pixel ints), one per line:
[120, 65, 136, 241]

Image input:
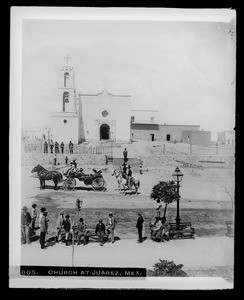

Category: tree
[150, 180, 177, 218]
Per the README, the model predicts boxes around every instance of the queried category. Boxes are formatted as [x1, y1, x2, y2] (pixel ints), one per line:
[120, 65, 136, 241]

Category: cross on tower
[64, 54, 71, 65]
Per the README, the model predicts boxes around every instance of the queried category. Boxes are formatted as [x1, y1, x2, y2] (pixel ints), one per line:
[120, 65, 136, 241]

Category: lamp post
[172, 167, 184, 230]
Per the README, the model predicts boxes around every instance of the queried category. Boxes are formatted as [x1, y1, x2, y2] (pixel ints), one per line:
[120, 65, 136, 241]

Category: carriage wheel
[63, 178, 76, 191]
[92, 178, 106, 191]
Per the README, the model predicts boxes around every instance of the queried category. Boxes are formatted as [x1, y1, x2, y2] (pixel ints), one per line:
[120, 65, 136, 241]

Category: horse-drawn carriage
[63, 168, 107, 191]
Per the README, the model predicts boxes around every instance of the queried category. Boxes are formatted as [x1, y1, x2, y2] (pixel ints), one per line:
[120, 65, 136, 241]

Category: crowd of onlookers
[43, 140, 74, 154]
[21, 201, 170, 250]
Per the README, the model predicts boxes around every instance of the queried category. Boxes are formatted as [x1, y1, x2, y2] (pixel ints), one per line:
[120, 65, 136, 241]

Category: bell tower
[58, 55, 77, 113]
[51, 55, 79, 144]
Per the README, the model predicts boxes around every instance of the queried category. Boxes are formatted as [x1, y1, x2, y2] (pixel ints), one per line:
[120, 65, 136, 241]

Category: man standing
[39, 210, 48, 249]
[56, 211, 65, 242]
[30, 203, 37, 235]
[55, 142, 59, 154]
[65, 156, 69, 165]
[106, 212, 117, 244]
[21, 206, 31, 244]
[69, 141, 73, 154]
[95, 219, 106, 246]
[64, 214, 71, 246]
[136, 213, 144, 243]
[60, 142, 64, 154]
[53, 154, 57, 166]
[123, 148, 128, 163]
[49, 140, 54, 154]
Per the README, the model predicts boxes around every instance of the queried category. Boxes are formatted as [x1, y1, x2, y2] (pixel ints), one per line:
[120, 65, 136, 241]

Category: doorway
[166, 134, 171, 141]
[100, 124, 110, 140]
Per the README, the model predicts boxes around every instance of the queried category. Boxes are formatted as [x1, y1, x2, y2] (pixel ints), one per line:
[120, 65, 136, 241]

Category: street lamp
[172, 166, 184, 230]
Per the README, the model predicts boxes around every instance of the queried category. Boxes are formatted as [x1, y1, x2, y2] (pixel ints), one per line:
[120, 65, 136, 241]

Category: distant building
[182, 130, 211, 147]
[217, 130, 235, 146]
[21, 130, 39, 142]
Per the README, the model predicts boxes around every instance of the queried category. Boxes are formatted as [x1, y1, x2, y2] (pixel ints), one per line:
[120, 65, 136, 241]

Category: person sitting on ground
[77, 218, 88, 246]
[95, 219, 106, 246]
[160, 216, 170, 242]
[151, 217, 163, 241]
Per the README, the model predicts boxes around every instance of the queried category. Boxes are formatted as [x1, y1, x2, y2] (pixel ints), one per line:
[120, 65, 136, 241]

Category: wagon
[63, 168, 107, 191]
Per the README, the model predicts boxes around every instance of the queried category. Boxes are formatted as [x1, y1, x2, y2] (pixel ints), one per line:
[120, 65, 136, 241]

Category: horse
[111, 169, 140, 194]
[31, 164, 63, 190]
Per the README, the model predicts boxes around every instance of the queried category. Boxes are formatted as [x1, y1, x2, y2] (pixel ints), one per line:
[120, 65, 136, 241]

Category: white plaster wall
[79, 92, 131, 142]
[51, 113, 79, 144]
[131, 110, 159, 124]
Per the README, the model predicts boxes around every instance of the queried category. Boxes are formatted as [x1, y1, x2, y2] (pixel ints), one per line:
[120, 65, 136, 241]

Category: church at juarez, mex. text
[51, 58, 211, 146]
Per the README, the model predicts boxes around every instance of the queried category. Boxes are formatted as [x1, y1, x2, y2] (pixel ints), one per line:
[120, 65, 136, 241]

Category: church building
[51, 59, 131, 144]
[51, 57, 210, 146]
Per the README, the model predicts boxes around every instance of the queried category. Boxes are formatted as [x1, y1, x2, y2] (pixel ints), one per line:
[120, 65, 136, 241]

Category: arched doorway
[100, 124, 110, 140]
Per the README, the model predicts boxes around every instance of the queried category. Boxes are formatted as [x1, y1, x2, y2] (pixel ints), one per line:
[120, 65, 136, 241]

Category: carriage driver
[66, 162, 76, 177]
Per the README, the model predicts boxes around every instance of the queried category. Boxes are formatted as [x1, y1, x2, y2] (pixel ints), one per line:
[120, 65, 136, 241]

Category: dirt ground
[18, 141, 235, 282]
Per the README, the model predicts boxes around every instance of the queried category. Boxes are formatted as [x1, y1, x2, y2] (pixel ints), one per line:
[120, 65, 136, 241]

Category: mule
[31, 164, 63, 190]
[111, 169, 140, 194]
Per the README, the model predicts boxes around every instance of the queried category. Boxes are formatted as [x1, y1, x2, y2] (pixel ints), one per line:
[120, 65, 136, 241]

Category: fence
[22, 141, 42, 153]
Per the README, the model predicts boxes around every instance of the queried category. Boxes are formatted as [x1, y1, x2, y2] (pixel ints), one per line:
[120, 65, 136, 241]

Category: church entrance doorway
[100, 124, 110, 140]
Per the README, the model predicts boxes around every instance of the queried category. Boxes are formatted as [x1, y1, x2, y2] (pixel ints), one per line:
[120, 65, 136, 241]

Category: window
[166, 134, 171, 141]
[64, 72, 69, 87]
[63, 92, 69, 112]
[102, 110, 108, 117]
[131, 116, 135, 122]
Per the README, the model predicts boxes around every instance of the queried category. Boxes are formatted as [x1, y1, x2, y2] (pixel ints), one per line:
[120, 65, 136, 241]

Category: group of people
[21, 205, 49, 249]
[21, 205, 121, 249]
[43, 140, 74, 154]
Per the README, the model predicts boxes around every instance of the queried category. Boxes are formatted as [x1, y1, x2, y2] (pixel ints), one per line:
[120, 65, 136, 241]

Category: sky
[21, 11, 236, 138]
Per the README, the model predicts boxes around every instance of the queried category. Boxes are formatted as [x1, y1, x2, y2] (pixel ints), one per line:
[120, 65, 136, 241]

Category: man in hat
[64, 214, 71, 246]
[136, 213, 144, 243]
[77, 218, 88, 246]
[60, 142, 64, 154]
[69, 141, 73, 154]
[106, 212, 117, 244]
[95, 219, 106, 246]
[123, 148, 128, 163]
[56, 211, 65, 242]
[49, 140, 54, 153]
[21, 206, 31, 244]
[39, 207, 46, 229]
[30, 203, 37, 235]
[39, 210, 48, 249]
[66, 161, 75, 177]
[121, 163, 127, 179]
[126, 165, 133, 188]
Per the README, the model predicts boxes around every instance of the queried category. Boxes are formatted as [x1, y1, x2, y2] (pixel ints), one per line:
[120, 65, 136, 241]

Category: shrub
[147, 259, 188, 277]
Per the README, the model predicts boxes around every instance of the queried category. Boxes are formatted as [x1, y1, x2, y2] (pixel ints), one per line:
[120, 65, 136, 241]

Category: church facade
[51, 59, 208, 146]
[51, 62, 131, 144]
